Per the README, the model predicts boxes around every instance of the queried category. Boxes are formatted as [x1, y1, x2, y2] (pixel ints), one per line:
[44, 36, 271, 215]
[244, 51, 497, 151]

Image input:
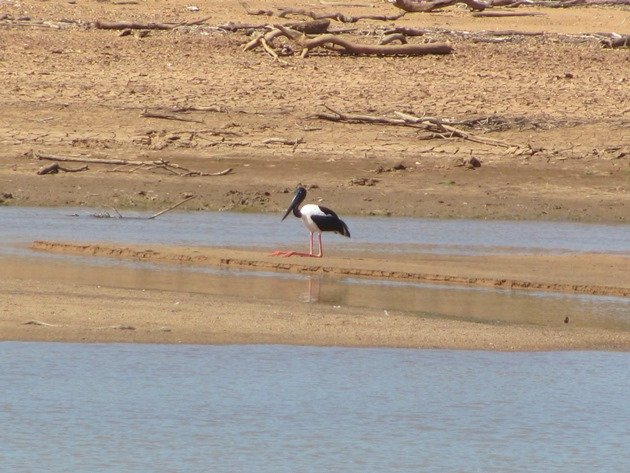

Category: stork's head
[281, 186, 307, 221]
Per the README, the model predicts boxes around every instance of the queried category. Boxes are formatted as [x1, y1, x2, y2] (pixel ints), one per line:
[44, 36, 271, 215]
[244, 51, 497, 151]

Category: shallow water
[1, 207, 629, 329]
[1, 342, 628, 472]
[4, 253, 629, 330]
[1, 206, 629, 255]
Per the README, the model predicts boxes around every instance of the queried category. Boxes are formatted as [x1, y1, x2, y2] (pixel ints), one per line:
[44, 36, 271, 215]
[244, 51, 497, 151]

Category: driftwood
[37, 163, 89, 175]
[246, 25, 453, 57]
[316, 106, 520, 148]
[34, 152, 233, 177]
[93, 16, 211, 31]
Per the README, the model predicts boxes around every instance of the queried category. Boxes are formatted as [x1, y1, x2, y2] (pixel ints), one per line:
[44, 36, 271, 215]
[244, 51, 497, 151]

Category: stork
[271, 186, 350, 258]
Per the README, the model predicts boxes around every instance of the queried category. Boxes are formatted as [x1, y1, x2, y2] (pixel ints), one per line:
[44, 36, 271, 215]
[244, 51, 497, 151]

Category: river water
[1, 206, 629, 255]
[1, 342, 628, 472]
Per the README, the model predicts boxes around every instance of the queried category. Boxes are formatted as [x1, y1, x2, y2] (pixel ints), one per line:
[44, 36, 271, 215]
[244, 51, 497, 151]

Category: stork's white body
[299, 204, 326, 234]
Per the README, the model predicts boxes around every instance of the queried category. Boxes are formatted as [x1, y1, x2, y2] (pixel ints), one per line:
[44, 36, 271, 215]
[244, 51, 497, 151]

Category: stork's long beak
[281, 193, 301, 221]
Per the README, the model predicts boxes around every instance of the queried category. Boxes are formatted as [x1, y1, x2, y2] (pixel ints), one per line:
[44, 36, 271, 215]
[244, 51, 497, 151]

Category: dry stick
[148, 195, 197, 219]
[471, 11, 546, 17]
[260, 37, 284, 62]
[36, 153, 144, 166]
[140, 110, 204, 124]
[181, 168, 233, 177]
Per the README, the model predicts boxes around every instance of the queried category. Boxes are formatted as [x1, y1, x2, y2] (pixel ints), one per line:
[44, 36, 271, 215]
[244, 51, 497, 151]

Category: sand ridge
[31, 240, 630, 297]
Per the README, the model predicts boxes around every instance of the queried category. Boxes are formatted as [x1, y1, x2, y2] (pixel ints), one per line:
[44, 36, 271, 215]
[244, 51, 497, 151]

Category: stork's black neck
[290, 187, 307, 218]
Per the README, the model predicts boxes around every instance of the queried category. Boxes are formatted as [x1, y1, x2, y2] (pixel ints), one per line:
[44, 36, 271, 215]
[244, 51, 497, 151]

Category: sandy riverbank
[2, 244, 628, 351]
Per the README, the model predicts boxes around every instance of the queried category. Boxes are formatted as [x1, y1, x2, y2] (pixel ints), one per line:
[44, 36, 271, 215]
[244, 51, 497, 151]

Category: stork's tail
[340, 219, 351, 238]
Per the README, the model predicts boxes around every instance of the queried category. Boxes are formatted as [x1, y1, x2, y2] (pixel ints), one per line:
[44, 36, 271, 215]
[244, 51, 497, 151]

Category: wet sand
[2, 244, 629, 351]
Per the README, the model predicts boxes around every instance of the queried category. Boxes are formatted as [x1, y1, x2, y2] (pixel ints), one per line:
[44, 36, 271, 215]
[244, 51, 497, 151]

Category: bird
[271, 186, 350, 258]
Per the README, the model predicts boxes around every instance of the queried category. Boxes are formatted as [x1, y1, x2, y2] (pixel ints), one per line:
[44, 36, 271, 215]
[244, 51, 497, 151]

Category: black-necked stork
[271, 186, 350, 258]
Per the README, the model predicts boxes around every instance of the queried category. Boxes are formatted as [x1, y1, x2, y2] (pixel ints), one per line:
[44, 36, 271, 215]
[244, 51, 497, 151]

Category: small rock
[454, 156, 481, 169]
[2, 192, 13, 199]
[349, 177, 379, 186]
[392, 163, 406, 171]
[119, 28, 132, 37]
[466, 156, 481, 169]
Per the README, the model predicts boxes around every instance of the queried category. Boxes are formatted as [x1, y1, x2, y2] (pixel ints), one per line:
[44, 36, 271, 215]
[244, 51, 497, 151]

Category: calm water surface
[1, 206, 629, 255]
[1, 343, 628, 472]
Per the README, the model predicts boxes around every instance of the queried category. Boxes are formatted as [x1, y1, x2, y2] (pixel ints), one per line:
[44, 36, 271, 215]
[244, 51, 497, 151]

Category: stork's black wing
[312, 207, 351, 237]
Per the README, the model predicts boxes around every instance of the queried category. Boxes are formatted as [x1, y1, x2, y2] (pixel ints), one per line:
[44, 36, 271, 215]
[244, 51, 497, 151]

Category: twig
[148, 195, 197, 219]
[140, 109, 204, 123]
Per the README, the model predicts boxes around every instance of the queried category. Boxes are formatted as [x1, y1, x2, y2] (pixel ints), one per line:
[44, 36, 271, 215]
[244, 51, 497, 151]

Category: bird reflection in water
[300, 276, 321, 303]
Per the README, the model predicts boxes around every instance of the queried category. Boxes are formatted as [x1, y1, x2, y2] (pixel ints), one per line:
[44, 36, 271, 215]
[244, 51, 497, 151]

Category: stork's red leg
[270, 232, 323, 258]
